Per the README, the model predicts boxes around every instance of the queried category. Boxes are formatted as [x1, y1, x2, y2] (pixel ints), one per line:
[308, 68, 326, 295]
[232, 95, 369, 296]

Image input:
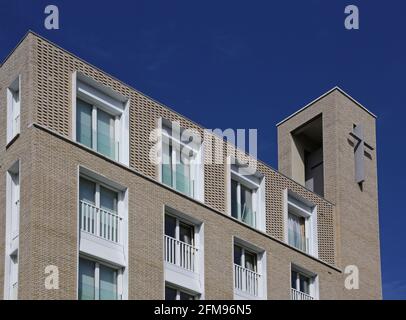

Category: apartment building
[0, 32, 382, 300]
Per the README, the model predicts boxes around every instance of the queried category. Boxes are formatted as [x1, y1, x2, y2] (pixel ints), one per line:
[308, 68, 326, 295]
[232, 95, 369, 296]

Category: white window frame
[4, 160, 20, 300]
[77, 167, 129, 299]
[7, 76, 21, 144]
[227, 161, 266, 232]
[158, 118, 204, 201]
[283, 189, 318, 257]
[233, 237, 267, 300]
[165, 213, 196, 247]
[72, 72, 129, 166]
[164, 207, 205, 298]
[290, 264, 319, 300]
[79, 255, 123, 300]
[234, 245, 258, 272]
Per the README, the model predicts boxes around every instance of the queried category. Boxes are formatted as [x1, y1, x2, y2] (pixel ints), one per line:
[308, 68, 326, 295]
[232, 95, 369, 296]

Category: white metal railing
[234, 264, 260, 296]
[80, 200, 122, 243]
[291, 288, 314, 300]
[164, 235, 198, 272]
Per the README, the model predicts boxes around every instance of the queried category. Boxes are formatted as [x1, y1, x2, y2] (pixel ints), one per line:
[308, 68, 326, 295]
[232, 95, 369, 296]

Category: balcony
[164, 235, 198, 272]
[79, 200, 126, 265]
[234, 264, 261, 297]
[291, 288, 314, 300]
[80, 200, 123, 243]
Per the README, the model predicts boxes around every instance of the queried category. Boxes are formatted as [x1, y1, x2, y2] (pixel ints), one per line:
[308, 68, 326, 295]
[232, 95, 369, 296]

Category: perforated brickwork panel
[33, 36, 336, 266]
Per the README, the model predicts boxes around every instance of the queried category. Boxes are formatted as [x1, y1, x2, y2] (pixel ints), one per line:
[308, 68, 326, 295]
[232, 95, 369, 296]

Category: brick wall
[31, 34, 337, 266]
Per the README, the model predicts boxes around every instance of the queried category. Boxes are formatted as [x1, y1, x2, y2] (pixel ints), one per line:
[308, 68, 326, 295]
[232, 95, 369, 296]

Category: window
[285, 191, 318, 256]
[291, 270, 310, 294]
[5, 162, 20, 300]
[164, 214, 197, 271]
[76, 98, 118, 160]
[234, 245, 257, 272]
[165, 285, 198, 300]
[164, 208, 204, 298]
[290, 267, 318, 300]
[229, 165, 265, 230]
[7, 76, 21, 143]
[233, 244, 262, 297]
[9, 253, 18, 300]
[79, 176, 121, 243]
[160, 120, 203, 200]
[231, 178, 255, 227]
[288, 213, 307, 252]
[74, 75, 129, 165]
[78, 257, 122, 300]
[9, 170, 20, 240]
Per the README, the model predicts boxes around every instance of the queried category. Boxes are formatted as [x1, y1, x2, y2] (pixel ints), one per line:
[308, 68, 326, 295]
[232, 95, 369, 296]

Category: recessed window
[7, 76, 21, 144]
[288, 213, 307, 252]
[160, 119, 204, 201]
[231, 178, 255, 226]
[74, 74, 129, 165]
[78, 257, 122, 300]
[163, 208, 204, 299]
[9, 253, 18, 300]
[234, 245, 259, 297]
[290, 266, 318, 300]
[285, 191, 318, 257]
[165, 284, 198, 300]
[233, 241, 266, 299]
[79, 176, 121, 243]
[164, 214, 197, 272]
[5, 161, 20, 300]
[76, 99, 118, 159]
[229, 164, 265, 231]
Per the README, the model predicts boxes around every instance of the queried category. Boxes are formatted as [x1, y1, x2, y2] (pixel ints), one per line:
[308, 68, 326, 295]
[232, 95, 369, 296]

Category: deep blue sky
[1, 0, 404, 299]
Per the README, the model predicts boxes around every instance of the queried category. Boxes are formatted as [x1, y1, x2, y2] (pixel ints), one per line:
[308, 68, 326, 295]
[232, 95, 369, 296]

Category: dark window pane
[99, 264, 118, 300]
[76, 99, 93, 148]
[179, 222, 194, 245]
[165, 286, 177, 300]
[299, 274, 310, 294]
[100, 186, 118, 212]
[162, 143, 173, 187]
[241, 185, 254, 226]
[231, 179, 238, 219]
[234, 245, 242, 265]
[78, 258, 95, 300]
[291, 271, 298, 289]
[244, 251, 257, 272]
[79, 178, 96, 204]
[97, 108, 115, 159]
[165, 215, 176, 238]
[179, 291, 195, 300]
